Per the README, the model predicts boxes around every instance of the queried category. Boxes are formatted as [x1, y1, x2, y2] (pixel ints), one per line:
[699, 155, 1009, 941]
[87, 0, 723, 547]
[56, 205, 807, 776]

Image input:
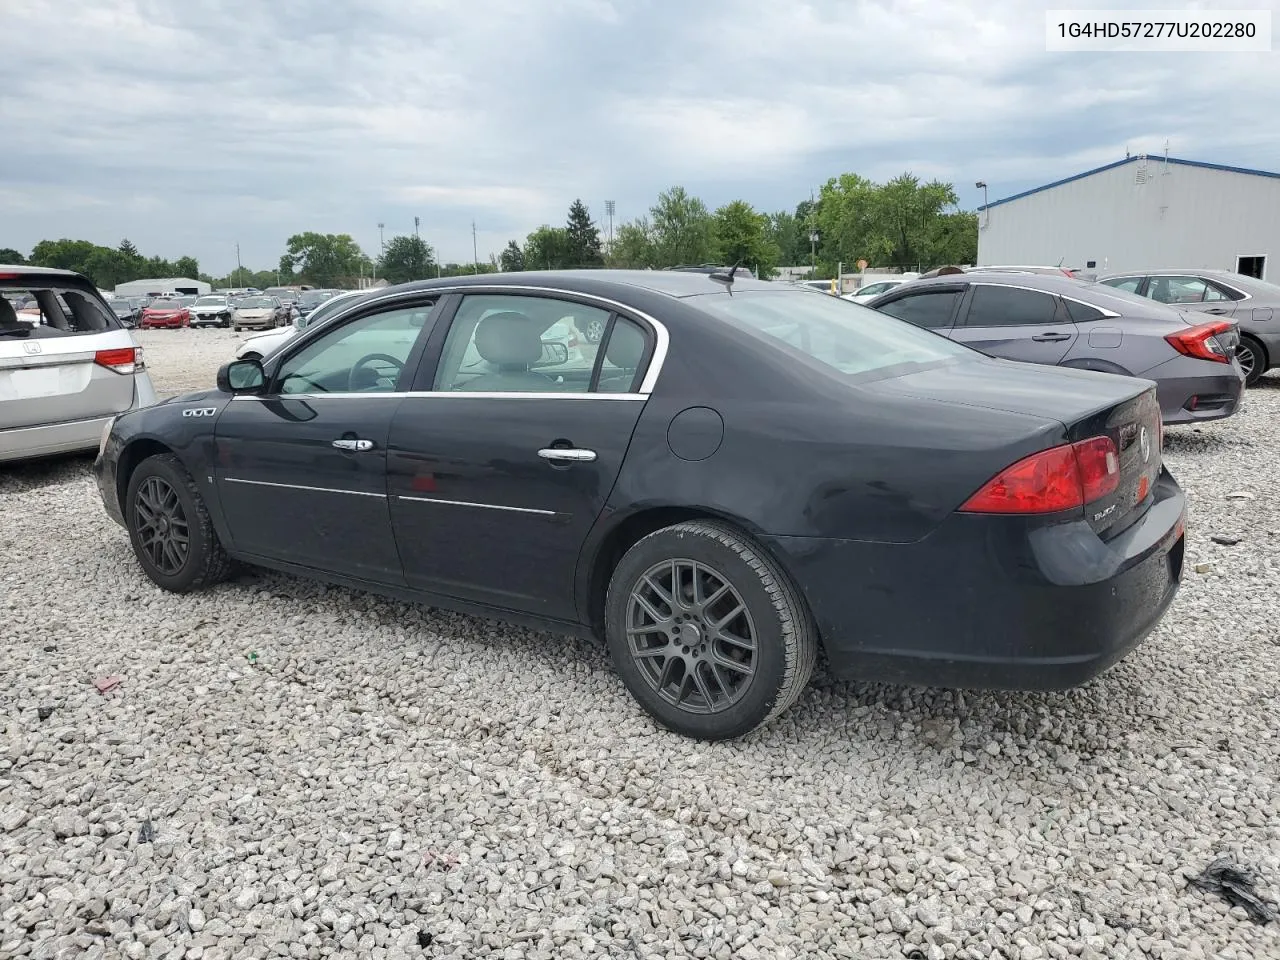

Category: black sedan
[94, 271, 1186, 740]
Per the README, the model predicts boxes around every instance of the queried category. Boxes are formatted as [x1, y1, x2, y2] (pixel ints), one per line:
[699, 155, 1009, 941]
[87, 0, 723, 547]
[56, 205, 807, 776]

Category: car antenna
[709, 261, 741, 294]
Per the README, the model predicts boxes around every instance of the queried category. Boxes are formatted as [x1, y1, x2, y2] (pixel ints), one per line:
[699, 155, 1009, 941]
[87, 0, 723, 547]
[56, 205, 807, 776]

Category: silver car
[866, 272, 1245, 425]
[1097, 270, 1280, 386]
[1, 265, 157, 463]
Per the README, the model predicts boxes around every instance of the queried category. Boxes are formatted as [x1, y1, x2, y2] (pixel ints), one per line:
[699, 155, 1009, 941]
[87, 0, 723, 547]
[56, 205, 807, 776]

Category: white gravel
[2, 331, 1279, 959]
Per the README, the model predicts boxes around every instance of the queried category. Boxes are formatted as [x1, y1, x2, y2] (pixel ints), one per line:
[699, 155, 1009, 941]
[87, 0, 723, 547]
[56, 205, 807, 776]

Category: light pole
[235, 242, 242, 287]
[975, 181, 989, 229]
[604, 200, 615, 253]
[377, 222, 385, 280]
[414, 216, 420, 238]
[472, 221, 479, 274]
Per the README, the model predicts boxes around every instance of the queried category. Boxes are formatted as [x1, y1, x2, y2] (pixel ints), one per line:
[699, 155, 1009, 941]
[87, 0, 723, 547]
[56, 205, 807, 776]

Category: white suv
[1, 265, 158, 462]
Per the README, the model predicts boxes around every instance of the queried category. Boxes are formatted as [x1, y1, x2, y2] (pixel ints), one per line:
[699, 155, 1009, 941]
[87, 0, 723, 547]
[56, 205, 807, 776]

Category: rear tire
[605, 520, 817, 740]
[1238, 335, 1266, 387]
[125, 454, 232, 593]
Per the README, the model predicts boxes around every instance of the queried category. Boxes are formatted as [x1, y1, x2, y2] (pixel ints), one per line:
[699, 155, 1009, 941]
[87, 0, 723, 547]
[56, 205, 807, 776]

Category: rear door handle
[1031, 332, 1072, 342]
[538, 447, 597, 463]
[332, 438, 375, 451]
[1204, 308, 1228, 315]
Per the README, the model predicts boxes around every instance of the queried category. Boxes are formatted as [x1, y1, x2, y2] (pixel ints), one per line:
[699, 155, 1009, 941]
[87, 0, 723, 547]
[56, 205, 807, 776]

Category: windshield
[692, 289, 971, 378]
[264, 288, 294, 299]
[300, 291, 332, 306]
[238, 297, 275, 309]
[149, 299, 181, 308]
[194, 296, 226, 306]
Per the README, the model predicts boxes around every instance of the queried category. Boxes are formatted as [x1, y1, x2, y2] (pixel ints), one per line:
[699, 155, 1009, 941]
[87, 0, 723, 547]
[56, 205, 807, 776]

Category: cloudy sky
[3, 0, 1277, 276]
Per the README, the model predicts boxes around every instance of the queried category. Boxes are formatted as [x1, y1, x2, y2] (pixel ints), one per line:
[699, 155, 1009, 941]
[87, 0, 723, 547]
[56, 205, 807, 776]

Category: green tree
[523, 226, 572, 270]
[29, 238, 100, 273]
[380, 235, 435, 284]
[565, 199, 603, 267]
[929, 210, 979, 266]
[499, 240, 525, 272]
[649, 187, 714, 267]
[606, 217, 657, 268]
[118, 239, 140, 260]
[173, 255, 200, 279]
[282, 232, 367, 286]
[0, 248, 25, 264]
[711, 201, 778, 278]
[765, 210, 811, 268]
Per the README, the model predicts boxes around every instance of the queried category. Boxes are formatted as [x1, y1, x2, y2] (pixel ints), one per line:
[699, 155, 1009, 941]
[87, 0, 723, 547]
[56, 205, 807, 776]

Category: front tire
[605, 520, 817, 740]
[1238, 335, 1266, 387]
[126, 454, 232, 593]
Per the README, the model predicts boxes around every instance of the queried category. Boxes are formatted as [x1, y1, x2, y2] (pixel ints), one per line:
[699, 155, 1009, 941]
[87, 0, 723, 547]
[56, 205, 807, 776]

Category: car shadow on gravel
[0, 452, 95, 493]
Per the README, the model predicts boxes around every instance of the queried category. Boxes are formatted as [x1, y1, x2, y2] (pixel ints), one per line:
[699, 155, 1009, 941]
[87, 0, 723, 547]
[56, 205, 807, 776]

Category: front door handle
[538, 447, 597, 463]
[332, 438, 375, 452]
[1031, 332, 1072, 342]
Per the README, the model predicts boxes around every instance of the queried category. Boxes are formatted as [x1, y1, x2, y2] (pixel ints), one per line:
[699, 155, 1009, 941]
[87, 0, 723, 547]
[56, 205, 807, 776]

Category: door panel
[387, 397, 645, 619]
[214, 396, 405, 582]
[951, 284, 1077, 364]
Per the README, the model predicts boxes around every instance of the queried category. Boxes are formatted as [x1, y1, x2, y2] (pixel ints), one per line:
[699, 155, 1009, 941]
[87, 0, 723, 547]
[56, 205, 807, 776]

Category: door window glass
[1149, 276, 1214, 304]
[965, 285, 1059, 326]
[275, 302, 434, 394]
[875, 291, 959, 329]
[1100, 277, 1143, 294]
[434, 294, 610, 393]
[596, 317, 648, 393]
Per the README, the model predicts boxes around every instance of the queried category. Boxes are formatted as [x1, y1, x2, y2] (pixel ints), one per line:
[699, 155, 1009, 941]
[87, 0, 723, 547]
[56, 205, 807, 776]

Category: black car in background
[94, 271, 1185, 740]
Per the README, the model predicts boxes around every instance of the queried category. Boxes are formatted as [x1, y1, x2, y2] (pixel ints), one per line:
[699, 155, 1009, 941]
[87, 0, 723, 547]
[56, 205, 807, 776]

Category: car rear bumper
[235, 317, 275, 329]
[1, 373, 158, 464]
[1141, 355, 1244, 423]
[763, 469, 1185, 691]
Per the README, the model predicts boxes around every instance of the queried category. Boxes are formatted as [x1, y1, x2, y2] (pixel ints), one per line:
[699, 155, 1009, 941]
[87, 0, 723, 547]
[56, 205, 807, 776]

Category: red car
[138, 298, 191, 329]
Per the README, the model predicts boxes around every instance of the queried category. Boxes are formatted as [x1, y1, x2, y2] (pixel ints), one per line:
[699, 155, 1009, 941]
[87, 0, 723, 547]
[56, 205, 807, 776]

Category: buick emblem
[1139, 426, 1151, 463]
[22, 341, 41, 355]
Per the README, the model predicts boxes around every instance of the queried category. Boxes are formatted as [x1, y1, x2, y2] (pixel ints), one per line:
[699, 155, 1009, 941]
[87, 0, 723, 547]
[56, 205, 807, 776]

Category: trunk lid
[871, 357, 1161, 536]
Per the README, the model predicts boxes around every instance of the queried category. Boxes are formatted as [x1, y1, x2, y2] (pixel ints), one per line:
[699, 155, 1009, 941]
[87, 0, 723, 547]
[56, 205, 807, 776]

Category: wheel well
[1240, 333, 1268, 367]
[114, 438, 175, 513]
[584, 506, 758, 637]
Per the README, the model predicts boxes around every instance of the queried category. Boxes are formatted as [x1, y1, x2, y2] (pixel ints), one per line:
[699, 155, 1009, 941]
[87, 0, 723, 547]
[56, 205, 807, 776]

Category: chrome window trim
[222, 477, 385, 498]
[275, 284, 670, 395]
[968, 281, 1122, 319]
[231, 391, 647, 402]
[397, 495, 556, 516]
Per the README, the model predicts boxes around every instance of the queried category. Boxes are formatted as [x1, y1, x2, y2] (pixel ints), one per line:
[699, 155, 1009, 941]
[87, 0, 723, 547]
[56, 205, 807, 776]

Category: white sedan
[235, 290, 367, 360]
[841, 275, 919, 304]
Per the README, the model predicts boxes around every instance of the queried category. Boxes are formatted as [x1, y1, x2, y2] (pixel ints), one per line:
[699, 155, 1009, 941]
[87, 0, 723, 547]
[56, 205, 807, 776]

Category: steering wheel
[348, 353, 405, 392]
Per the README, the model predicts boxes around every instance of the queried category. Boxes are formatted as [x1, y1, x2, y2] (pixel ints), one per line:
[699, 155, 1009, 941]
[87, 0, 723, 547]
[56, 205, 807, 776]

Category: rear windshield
[692, 289, 971, 378]
[1, 286, 119, 338]
[239, 297, 275, 308]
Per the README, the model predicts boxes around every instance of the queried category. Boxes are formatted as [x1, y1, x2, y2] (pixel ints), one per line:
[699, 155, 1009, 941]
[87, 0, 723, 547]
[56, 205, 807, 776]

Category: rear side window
[876, 290, 959, 329]
[1062, 299, 1106, 322]
[965, 285, 1058, 326]
[694, 290, 971, 379]
[596, 317, 648, 393]
[1, 287, 117, 337]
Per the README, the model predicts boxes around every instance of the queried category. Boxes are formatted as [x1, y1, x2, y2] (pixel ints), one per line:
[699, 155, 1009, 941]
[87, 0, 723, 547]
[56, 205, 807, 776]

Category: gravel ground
[2, 332, 1279, 960]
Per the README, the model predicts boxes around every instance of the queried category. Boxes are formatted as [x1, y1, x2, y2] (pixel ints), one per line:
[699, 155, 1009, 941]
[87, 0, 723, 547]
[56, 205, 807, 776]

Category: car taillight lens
[960, 436, 1120, 514]
[1165, 320, 1232, 363]
[95, 347, 137, 375]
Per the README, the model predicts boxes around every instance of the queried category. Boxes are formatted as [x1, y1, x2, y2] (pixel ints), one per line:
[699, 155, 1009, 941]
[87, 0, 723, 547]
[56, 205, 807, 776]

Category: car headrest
[474, 312, 542, 368]
[605, 326, 645, 369]
[0, 299, 18, 326]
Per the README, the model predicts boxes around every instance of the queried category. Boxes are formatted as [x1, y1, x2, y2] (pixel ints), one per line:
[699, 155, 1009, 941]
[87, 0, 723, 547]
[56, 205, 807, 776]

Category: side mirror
[217, 358, 266, 394]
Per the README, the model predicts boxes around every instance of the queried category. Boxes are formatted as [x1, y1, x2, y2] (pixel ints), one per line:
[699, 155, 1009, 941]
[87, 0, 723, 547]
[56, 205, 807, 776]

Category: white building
[977, 155, 1280, 281]
[113, 276, 210, 297]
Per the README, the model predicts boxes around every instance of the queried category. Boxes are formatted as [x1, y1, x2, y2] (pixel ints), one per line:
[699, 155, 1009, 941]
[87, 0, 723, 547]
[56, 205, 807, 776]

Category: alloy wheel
[134, 476, 190, 576]
[1238, 342, 1257, 380]
[586, 317, 606, 343]
[625, 559, 757, 714]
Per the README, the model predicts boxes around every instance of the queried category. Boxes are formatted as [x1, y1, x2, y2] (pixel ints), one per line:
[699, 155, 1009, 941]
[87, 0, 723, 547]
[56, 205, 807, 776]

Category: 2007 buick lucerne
[94, 270, 1186, 740]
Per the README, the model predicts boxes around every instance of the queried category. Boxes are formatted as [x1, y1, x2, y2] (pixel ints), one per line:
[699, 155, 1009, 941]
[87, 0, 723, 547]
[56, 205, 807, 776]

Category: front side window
[434, 294, 612, 393]
[1100, 276, 1143, 294]
[694, 289, 971, 379]
[276, 301, 434, 394]
[876, 290, 960, 330]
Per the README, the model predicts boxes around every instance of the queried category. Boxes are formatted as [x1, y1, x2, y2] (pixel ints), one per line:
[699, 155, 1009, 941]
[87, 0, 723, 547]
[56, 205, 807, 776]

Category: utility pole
[235, 242, 242, 287]
[377, 222, 385, 280]
[605, 200, 615, 253]
[808, 189, 818, 276]
[414, 216, 420, 238]
[472, 221, 479, 274]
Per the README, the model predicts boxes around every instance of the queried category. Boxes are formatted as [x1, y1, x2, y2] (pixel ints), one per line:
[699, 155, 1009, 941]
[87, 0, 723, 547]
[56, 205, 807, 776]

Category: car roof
[389, 269, 779, 300]
[904, 271, 1093, 295]
[0, 264, 85, 278]
[1099, 268, 1243, 278]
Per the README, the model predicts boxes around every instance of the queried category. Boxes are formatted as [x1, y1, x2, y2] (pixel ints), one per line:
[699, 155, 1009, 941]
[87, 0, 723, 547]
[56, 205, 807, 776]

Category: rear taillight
[960, 436, 1120, 514]
[1165, 320, 1232, 363]
[95, 347, 137, 375]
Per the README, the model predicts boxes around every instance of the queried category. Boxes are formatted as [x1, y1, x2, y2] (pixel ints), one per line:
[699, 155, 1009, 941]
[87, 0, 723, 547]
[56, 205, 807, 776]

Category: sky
[3, 0, 1278, 277]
